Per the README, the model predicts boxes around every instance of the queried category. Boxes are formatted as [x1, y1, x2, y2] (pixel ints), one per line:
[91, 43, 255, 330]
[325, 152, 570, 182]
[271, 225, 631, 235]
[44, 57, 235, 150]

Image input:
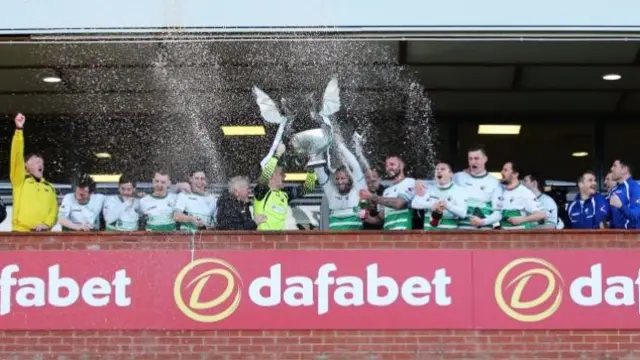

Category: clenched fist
[14, 113, 25, 129]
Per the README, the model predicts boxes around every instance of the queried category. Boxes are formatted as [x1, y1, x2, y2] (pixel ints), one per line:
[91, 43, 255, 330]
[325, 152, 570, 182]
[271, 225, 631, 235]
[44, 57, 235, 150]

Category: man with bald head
[359, 155, 416, 230]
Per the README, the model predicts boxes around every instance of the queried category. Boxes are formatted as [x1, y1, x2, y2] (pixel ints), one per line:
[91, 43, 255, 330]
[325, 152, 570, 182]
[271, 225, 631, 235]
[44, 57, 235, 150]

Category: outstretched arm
[10, 114, 26, 186]
[260, 121, 288, 169]
[337, 142, 365, 186]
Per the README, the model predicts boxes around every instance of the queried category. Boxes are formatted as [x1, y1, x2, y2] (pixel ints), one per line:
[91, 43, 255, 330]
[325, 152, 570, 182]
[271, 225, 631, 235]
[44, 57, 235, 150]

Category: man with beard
[608, 159, 640, 229]
[58, 174, 105, 232]
[102, 175, 140, 232]
[359, 155, 416, 230]
[453, 146, 501, 230]
[495, 161, 547, 230]
[173, 170, 219, 231]
[315, 143, 367, 230]
[566, 170, 609, 229]
[10, 113, 58, 232]
[523, 172, 564, 229]
[254, 143, 317, 231]
[411, 162, 467, 230]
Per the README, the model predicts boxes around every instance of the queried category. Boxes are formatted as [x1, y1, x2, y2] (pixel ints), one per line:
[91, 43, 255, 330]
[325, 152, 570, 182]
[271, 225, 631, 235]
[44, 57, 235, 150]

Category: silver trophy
[253, 77, 340, 169]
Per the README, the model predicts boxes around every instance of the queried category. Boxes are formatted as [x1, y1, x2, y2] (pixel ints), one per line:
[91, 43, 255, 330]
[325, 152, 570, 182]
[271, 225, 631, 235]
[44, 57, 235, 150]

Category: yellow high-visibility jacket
[10, 129, 58, 232]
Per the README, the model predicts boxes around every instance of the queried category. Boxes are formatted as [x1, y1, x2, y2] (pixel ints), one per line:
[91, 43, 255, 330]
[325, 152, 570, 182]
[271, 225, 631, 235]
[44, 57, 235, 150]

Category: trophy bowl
[289, 128, 332, 169]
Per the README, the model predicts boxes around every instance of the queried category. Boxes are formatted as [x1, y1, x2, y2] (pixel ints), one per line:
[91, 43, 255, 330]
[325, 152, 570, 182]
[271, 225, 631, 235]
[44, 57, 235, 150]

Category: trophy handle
[253, 86, 285, 125]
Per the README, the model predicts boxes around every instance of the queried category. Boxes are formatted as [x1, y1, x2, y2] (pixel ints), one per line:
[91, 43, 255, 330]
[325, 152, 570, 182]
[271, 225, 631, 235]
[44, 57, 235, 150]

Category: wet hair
[386, 154, 405, 164]
[154, 170, 170, 179]
[578, 170, 596, 184]
[74, 173, 96, 193]
[228, 176, 249, 193]
[616, 159, 634, 175]
[334, 166, 354, 186]
[505, 161, 521, 177]
[118, 175, 136, 187]
[24, 152, 43, 162]
[189, 169, 206, 178]
[525, 172, 545, 193]
[467, 146, 487, 156]
[436, 161, 453, 172]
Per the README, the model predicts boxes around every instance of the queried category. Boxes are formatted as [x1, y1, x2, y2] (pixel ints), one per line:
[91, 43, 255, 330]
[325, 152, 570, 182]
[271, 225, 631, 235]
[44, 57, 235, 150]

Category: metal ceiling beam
[0, 62, 637, 70]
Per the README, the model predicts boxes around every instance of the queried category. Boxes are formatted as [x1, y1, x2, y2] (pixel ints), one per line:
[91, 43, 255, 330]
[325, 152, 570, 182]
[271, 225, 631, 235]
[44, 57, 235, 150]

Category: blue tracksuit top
[609, 178, 640, 229]
[567, 193, 609, 229]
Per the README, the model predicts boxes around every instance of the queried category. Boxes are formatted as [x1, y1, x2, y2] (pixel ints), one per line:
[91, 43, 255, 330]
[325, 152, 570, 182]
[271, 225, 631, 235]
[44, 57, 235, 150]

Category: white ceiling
[0, 40, 638, 117]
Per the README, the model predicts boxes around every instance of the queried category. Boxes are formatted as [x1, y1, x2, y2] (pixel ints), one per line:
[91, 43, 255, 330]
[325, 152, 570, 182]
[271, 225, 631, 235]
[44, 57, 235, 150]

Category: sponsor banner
[474, 250, 640, 329]
[0, 251, 471, 330]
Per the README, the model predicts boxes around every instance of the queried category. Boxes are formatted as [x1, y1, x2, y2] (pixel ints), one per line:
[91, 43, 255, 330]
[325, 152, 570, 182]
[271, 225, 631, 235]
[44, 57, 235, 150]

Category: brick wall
[1, 230, 640, 360]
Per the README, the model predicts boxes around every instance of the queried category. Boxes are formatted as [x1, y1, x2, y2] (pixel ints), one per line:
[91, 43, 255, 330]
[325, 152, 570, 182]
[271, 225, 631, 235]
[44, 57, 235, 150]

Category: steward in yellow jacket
[10, 113, 58, 232]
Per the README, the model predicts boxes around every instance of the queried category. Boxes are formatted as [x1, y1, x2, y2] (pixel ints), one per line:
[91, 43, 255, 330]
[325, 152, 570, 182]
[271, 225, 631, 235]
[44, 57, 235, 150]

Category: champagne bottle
[358, 199, 369, 219]
[430, 210, 443, 227]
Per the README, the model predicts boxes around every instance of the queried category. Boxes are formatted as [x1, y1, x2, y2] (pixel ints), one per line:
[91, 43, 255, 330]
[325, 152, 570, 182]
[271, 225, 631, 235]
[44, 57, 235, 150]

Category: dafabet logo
[494, 258, 564, 322]
[173, 258, 243, 323]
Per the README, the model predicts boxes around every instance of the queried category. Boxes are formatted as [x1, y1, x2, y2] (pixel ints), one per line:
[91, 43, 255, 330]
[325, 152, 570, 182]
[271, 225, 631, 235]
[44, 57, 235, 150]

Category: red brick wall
[2, 230, 640, 360]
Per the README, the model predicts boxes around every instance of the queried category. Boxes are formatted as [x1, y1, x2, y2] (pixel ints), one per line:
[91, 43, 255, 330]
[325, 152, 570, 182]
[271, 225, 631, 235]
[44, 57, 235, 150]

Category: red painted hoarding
[1, 250, 638, 330]
[473, 250, 640, 329]
[0, 250, 472, 330]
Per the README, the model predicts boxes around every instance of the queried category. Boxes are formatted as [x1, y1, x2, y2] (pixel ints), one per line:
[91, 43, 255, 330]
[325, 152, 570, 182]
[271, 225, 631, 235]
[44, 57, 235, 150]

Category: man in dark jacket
[0, 198, 6, 226]
[216, 176, 267, 230]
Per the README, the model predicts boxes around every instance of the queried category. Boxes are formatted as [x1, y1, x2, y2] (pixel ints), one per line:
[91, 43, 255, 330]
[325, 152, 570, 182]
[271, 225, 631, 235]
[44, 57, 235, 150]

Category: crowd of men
[4, 113, 640, 233]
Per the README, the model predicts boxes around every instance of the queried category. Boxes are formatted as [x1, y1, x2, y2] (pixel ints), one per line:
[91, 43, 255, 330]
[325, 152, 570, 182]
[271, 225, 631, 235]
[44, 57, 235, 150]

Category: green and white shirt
[453, 171, 501, 229]
[102, 195, 140, 231]
[496, 184, 545, 230]
[411, 182, 467, 230]
[174, 192, 218, 231]
[379, 178, 416, 230]
[534, 193, 564, 229]
[139, 193, 178, 232]
[316, 168, 367, 230]
[58, 193, 106, 231]
[315, 143, 367, 231]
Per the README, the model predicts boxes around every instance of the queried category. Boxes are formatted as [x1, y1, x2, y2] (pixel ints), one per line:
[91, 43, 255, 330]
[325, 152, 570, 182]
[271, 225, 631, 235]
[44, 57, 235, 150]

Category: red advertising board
[473, 250, 640, 329]
[0, 250, 473, 330]
[2, 249, 637, 330]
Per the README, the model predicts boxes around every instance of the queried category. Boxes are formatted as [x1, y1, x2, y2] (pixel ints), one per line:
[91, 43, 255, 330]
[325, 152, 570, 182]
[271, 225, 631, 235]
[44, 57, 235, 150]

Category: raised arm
[337, 142, 364, 186]
[315, 166, 337, 197]
[10, 114, 26, 186]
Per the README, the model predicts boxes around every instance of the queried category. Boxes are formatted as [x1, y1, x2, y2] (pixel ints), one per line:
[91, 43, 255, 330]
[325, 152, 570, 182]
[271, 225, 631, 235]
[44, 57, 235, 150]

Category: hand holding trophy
[253, 76, 341, 169]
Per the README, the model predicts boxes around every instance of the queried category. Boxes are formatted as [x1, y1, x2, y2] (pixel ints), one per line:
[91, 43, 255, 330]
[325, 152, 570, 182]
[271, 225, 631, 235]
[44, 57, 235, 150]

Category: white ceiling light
[572, 151, 589, 158]
[284, 173, 310, 181]
[478, 125, 521, 135]
[42, 76, 62, 83]
[489, 172, 502, 179]
[94, 152, 112, 159]
[221, 126, 266, 136]
[90, 174, 121, 182]
[602, 73, 621, 81]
